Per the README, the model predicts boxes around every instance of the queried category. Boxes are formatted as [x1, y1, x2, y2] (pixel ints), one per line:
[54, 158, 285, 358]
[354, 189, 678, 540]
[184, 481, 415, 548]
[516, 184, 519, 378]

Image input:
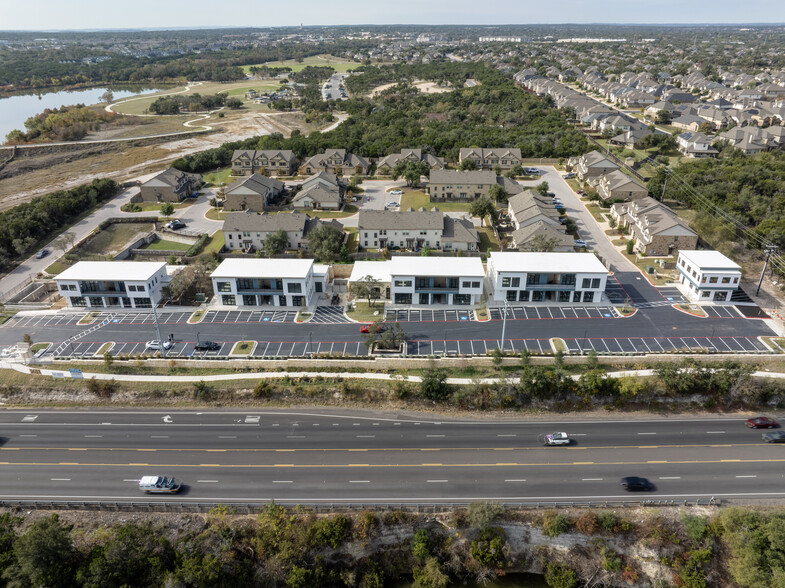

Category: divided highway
[0, 410, 782, 504]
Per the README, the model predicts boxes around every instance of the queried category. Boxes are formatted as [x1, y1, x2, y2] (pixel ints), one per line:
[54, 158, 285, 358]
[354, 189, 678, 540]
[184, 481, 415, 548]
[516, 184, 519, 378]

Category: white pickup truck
[139, 475, 182, 493]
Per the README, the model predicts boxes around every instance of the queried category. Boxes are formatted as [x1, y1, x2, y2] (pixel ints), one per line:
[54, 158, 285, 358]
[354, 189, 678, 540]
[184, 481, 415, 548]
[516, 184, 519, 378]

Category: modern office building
[55, 261, 168, 309]
[677, 250, 742, 302]
[388, 257, 485, 305]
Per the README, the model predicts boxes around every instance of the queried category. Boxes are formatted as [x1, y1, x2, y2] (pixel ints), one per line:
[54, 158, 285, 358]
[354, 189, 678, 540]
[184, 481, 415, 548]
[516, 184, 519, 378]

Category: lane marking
[582, 478, 603, 481]
[272, 480, 292, 483]
[637, 432, 657, 435]
[426, 435, 445, 438]
[349, 480, 370, 483]
[659, 477, 681, 480]
[19, 435, 37, 437]
[50, 478, 71, 481]
[151, 436, 169, 439]
[706, 431, 726, 434]
[427, 480, 448, 483]
[497, 434, 516, 437]
[505, 479, 527, 482]
[356, 435, 375, 438]
[736, 475, 757, 478]
[218, 436, 237, 439]
[197, 480, 219, 483]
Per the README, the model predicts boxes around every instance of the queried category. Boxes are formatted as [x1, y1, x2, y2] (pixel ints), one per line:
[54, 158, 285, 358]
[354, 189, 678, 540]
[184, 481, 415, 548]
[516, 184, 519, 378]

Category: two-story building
[677, 132, 719, 158]
[426, 170, 497, 202]
[357, 210, 478, 251]
[139, 168, 201, 203]
[222, 210, 342, 252]
[376, 149, 445, 175]
[507, 190, 562, 230]
[291, 172, 343, 210]
[610, 197, 698, 256]
[210, 258, 327, 308]
[677, 250, 742, 302]
[458, 148, 522, 171]
[389, 257, 485, 306]
[568, 151, 620, 181]
[595, 170, 648, 203]
[223, 173, 285, 212]
[486, 252, 608, 304]
[55, 261, 168, 309]
[299, 149, 369, 176]
[231, 150, 298, 177]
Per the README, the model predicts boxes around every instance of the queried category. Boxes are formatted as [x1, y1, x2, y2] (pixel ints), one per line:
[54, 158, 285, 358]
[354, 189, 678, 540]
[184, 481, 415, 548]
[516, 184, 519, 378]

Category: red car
[360, 324, 384, 334]
[745, 416, 778, 429]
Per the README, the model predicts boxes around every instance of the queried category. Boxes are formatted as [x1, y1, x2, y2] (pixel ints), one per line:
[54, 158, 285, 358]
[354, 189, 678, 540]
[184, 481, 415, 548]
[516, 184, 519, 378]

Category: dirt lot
[368, 79, 452, 97]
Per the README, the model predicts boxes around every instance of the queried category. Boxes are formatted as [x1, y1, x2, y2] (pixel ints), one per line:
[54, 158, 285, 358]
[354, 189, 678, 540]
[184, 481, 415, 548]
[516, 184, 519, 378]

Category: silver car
[543, 432, 571, 446]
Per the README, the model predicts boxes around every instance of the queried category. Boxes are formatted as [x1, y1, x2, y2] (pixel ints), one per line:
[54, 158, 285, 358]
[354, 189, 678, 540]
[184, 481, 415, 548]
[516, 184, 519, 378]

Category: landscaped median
[78, 312, 102, 325]
[188, 310, 206, 324]
[345, 301, 385, 322]
[94, 342, 115, 357]
[230, 341, 256, 356]
[549, 338, 567, 353]
[674, 303, 708, 317]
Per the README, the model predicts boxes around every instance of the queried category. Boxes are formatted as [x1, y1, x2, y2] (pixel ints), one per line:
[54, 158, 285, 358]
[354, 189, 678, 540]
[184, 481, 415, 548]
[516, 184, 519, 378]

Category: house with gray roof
[426, 169, 498, 202]
[568, 151, 619, 181]
[458, 148, 522, 171]
[677, 132, 719, 158]
[222, 210, 342, 252]
[299, 149, 369, 176]
[358, 209, 478, 251]
[507, 190, 562, 231]
[595, 170, 648, 203]
[376, 149, 445, 175]
[139, 168, 201, 203]
[291, 172, 343, 210]
[231, 150, 298, 177]
[510, 221, 574, 252]
[223, 173, 285, 212]
[610, 197, 697, 256]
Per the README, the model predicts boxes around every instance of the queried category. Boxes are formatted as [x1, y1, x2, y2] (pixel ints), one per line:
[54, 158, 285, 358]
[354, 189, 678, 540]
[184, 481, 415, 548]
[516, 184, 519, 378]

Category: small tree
[307, 223, 344, 262]
[392, 160, 429, 187]
[100, 90, 114, 103]
[263, 229, 288, 258]
[160, 202, 175, 217]
[103, 350, 114, 369]
[420, 364, 452, 401]
[350, 275, 382, 307]
[226, 97, 243, 109]
[535, 181, 550, 196]
[468, 197, 498, 227]
[492, 347, 503, 369]
[489, 183, 508, 203]
[626, 239, 635, 254]
[460, 158, 478, 171]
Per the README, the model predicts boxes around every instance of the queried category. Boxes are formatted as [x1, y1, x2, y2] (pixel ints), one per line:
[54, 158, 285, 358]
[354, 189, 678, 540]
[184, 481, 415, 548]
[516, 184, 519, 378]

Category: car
[577, 189, 585, 195]
[386, 201, 399, 207]
[746, 416, 778, 429]
[763, 431, 785, 443]
[389, 189, 403, 195]
[146, 340, 173, 351]
[35, 249, 49, 259]
[563, 172, 576, 179]
[543, 432, 571, 446]
[165, 220, 185, 230]
[620, 476, 654, 491]
[194, 341, 220, 352]
[573, 239, 587, 248]
[523, 167, 540, 175]
[360, 323, 384, 334]
[139, 475, 182, 494]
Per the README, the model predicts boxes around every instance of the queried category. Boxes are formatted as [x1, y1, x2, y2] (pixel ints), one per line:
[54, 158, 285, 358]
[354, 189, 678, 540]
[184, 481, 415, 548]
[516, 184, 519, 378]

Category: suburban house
[595, 170, 649, 203]
[671, 114, 707, 132]
[348, 261, 392, 302]
[223, 173, 285, 212]
[568, 151, 619, 181]
[210, 258, 327, 308]
[299, 149, 369, 176]
[55, 261, 168, 309]
[388, 257, 485, 306]
[376, 149, 445, 175]
[426, 170, 497, 201]
[510, 221, 575, 252]
[357, 210, 479, 251]
[676, 132, 719, 158]
[231, 150, 298, 177]
[139, 168, 201, 203]
[611, 197, 698, 256]
[458, 148, 522, 171]
[677, 250, 741, 303]
[608, 129, 656, 149]
[485, 252, 608, 304]
[222, 210, 342, 252]
[290, 172, 343, 210]
[507, 190, 562, 230]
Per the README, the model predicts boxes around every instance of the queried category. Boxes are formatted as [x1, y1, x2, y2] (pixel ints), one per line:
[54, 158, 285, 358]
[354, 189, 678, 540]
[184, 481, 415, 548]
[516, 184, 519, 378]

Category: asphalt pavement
[0, 409, 781, 503]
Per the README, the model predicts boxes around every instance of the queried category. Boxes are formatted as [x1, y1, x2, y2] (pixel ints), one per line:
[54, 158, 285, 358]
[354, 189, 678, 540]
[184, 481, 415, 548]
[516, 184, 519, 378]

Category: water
[391, 572, 548, 588]
[0, 85, 165, 141]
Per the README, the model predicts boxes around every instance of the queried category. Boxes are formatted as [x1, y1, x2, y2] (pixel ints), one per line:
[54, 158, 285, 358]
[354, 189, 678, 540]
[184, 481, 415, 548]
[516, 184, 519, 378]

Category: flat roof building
[677, 250, 742, 303]
[55, 261, 168, 309]
[388, 257, 485, 306]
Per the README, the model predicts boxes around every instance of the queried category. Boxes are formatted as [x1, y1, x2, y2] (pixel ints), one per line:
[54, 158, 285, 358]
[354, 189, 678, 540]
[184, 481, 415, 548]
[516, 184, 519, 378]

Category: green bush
[601, 546, 622, 572]
[412, 528, 430, 560]
[544, 562, 578, 588]
[467, 501, 504, 529]
[185, 233, 209, 257]
[681, 513, 709, 543]
[469, 528, 506, 569]
[542, 511, 573, 537]
[309, 514, 350, 549]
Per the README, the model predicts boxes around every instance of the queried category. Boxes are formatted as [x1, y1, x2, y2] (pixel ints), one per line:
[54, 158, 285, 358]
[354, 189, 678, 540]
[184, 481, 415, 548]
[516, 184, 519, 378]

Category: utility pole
[757, 245, 779, 296]
[500, 300, 509, 352]
[660, 168, 670, 202]
[151, 303, 167, 358]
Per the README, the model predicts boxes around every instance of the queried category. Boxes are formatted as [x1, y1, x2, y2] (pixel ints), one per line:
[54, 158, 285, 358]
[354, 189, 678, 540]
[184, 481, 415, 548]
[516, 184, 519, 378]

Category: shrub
[681, 513, 709, 543]
[192, 380, 212, 400]
[253, 380, 274, 398]
[542, 511, 573, 537]
[544, 562, 578, 588]
[467, 501, 504, 529]
[469, 528, 507, 569]
[310, 514, 350, 548]
[412, 528, 430, 560]
[575, 511, 598, 535]
[597, 511, 631, 534]
[419, 367, 452, 401]
[601, 546, 623, 572]
[354, 511, 379, 542]
[626, 240, 635, 254]
[412, 557, 449, 588]
[86, 377, 116, 399]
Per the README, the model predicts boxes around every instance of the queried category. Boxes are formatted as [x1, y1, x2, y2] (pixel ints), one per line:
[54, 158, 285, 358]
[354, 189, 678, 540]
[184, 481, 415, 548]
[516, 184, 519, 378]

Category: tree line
[148, 93, 241, 115]
[4, 104, 124, 144]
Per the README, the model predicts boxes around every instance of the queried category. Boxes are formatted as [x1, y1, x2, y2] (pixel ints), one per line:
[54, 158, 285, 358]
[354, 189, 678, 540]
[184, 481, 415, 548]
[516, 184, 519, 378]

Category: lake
[0, 85, 165, 141]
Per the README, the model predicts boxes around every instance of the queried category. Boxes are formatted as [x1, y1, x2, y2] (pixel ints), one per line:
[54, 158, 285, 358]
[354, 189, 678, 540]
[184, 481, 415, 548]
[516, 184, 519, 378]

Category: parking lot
[308, 306, 349, 324]
[488, 306, 617, 321]
[201, 309, 298, 324]
[385, 308, 475, 322]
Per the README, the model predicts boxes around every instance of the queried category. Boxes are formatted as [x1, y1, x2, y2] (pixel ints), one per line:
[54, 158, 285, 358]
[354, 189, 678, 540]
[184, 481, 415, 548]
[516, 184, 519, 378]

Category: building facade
[139, 168, 200, 203]
[223, 173, 285, 212]
[210, 259, 325, 308]
[55, 261, 168, 309]
[426, 170, 497, 202]
[677, 250, 741, 302]
[486, 252, 608, 304]
[231, 150, 298, 177]
[388, 257, 485, 305]
[458, 148, 522, 171]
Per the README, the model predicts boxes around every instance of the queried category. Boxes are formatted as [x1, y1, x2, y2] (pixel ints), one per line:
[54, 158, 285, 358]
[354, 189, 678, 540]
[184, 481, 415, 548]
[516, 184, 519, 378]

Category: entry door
[419, 293, 429, 305]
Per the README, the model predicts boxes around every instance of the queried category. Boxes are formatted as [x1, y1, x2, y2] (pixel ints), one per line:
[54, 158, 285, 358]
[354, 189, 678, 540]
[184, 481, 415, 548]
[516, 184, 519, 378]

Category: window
[591, 278, 601, 289]
[70, 296, 86, 307]
[394, 293, 412, 304]
[237, 279, 254, 290]
[573, 291, 582, 302]
[526, 273, 539, 285]
[463, 281, 472, 288]
[511, 277, 520, 287]
[532, 291, 544, 302]
[454, 294, 471, 305]
[561, 274, 576, 286]
[583, 291, 594, 303]
[292, 296, 304, 306]
[721, 277, 731, 284]
[559, 291, 571, 302]
[582, 278, 591, 288]
[279, 295, 287, 306]
[221, 295, 236, 305]
[709, 277, 718, 283]
[733, 277, 739, 283]
[89, 296, 103, 307]
[242, 295, 257, 306]
[134, 297, 152, 308]
[472, 281, 481, 289]
[315, 282, 323, 293]
[394, 280, 412, 288]
[506, 290, 517, 301]
[69, 284, 77, 291]
[287, 283, 302, 293]
[217, 281, 231, 293]
[701, 291, 711, 298]
[518, 290, 529, 302]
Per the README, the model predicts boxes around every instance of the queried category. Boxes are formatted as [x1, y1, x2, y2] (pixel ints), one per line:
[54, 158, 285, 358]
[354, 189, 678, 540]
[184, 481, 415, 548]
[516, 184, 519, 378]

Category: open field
[400, 189, 472, 212]
[79, 222, 153, 257]
[369, 79, 452, 98]
[203, 168, 233, 187]
[241, 54, 359, 74]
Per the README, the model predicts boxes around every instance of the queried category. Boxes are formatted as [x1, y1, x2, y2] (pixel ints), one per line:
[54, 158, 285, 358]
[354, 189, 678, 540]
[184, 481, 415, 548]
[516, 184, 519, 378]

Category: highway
[0, 409, 783, 504]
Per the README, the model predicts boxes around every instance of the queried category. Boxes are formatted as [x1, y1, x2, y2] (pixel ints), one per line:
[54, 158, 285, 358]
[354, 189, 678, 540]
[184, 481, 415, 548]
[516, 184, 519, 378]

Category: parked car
[165, 219, 185, 230]
[360, 323, 385, 334]
[763, 431, 785, 443]
[746, 416, 778, 429]
[563, 173, 576, 179]
[620, 476, 654, 491]
[146, 340, 173, 351]
[35, 249, 49, 259]
[389, 189, 403, 195]
[523, 167, 540, 175]
[194, 341, 220, 352]
[543, 432, 571, 446]
[139, 475, 181, 494]
[577, 189, 585, 195]
[573, 239, 587, 248]
[386, 201, 399, 207]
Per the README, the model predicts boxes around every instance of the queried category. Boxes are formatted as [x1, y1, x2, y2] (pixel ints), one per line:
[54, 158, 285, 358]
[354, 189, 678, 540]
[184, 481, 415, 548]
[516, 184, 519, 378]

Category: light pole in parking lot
[500, 300, 509, 352]
[152, 303, 167, 357]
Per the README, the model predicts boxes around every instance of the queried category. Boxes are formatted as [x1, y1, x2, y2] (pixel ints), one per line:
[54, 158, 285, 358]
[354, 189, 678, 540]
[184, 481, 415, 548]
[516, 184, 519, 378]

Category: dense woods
[4, 104, 123, 143]
[0, 178, 120, 274]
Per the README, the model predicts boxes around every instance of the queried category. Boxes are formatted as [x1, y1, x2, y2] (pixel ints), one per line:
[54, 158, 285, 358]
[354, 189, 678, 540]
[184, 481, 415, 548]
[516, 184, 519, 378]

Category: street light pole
[757, 245, 779, 297]
[500, 300, 509, 352]
[151, 302, 167, 357]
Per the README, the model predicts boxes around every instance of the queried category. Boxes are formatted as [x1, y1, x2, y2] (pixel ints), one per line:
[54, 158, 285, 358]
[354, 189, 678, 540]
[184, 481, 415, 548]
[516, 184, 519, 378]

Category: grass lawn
[203, 168, 233, 187]
[96, 342, 113, 355]
[585, 203, 609, 223]
[622, 251, 675, 286]
[550, 338, 567, 353]
[476, 227, 500, 252]
[143, 239, 191, 251]
[205, 208, 226, 221]
[241, 54, 359, 74]
[676, 303, 708, 317]
[762, 337, 785, 353]
[345, 228, 358, 254]
[122, 200, 192, 213]
[346, 301, 385, 322]
[222, 83, 280, 97]
[400, 189, 472, 212]
[230, 341, 256, 355]
[78, 312, 101, 325]
[78, 222, 154, 257]
[30, 343, 51, 353]
[188, 310, 206, 323]
[202, 231, 225, 255]
[45, 260, 70, 275]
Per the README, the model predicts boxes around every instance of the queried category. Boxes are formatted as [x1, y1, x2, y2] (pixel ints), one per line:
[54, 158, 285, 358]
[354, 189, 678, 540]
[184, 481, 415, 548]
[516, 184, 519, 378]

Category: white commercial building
[677, 250, 741, 302]
[486, 252, 608, 304]
[210, 258, 326, 308]
[55, 261, 168, 309]
[388, 257, 485, 305]
[348, 261, 392, 301]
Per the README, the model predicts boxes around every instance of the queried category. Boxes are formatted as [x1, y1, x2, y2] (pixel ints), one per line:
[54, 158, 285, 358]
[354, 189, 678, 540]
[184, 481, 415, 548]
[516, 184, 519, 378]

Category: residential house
[595, 170, 648, 202]
[388, 257, 485, 306]
[231, 150, 298, 177]
[458, 148, 522, 171]
[507, 190, 562, 230]
[222, 210, 342, 252]
[139, 168, 201, 203]
[569, 151, 619, 181]
[55, 261, 168, 309]
[608, 128, 656, 149]
[671, 114, 707, 132]
[357, 210, 479, 251]
[211, 258, 326, 308]
[510, 221, 575, 252]
[486, 252, 607, 304]
[716, 127, 772, 155]
[611, 197, 698, 255]
[376, 149, 445, 175]
[299, 149, 369, 176]
[426, 170, 497, 202]
[677, 132, 719, 158]
[291, 172, 343, 210]
[677, 250, 741, 303]
[223, 173, 285, 212]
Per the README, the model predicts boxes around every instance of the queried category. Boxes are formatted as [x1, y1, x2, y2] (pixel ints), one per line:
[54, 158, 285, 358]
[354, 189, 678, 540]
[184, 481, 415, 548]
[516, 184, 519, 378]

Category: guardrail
[0, 498, 720, 514]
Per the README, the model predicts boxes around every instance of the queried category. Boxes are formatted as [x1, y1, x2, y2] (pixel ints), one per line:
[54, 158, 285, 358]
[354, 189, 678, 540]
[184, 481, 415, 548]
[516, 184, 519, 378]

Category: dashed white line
[286, 435, 306, 439]
[51, 478, 71, 481]
[659, 477, 681, 480]
[497, 434, 516, 437]
[197, 480, 219, 483]
[349, 480, 370, 483]
[736, 475, 757, 478]
[272, 480, 293, 484]
[151, 435, 169, 439]
[706, 431, 726, 434]
[505, 479, 527, 482]
[218, 436, 236, 439]
[19, 434, 37, 437]
[426, 435, 445, 438]
[356, 435, 376, 438]
[84, 435, 102, 438]
[637, 432, 657, 435]
[582, 478, 604, 481]
[427, 480, 448, 483]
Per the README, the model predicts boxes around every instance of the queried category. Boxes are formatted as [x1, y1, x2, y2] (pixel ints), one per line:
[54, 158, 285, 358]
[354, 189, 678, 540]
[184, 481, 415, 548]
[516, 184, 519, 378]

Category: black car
[194, 341, 220, 351]
[620, 476, 654, 491]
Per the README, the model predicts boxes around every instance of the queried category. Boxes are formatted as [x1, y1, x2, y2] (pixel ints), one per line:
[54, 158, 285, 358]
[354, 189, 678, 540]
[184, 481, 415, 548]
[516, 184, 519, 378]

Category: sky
[1, 0, 784, 30]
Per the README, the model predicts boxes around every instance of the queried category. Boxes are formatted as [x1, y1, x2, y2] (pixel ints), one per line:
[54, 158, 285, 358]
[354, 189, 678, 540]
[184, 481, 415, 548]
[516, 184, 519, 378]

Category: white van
[139, 475, 182, 493]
